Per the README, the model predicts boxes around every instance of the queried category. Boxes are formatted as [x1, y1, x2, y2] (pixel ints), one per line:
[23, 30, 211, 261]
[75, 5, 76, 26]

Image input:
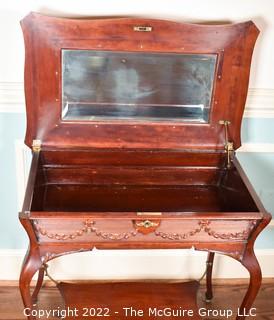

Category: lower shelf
[58, 280, 201, 320]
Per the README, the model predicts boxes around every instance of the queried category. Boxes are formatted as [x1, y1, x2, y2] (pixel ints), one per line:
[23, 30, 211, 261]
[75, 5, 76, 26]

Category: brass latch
[133, 219, 161, 235]
[32, 139, 42, 152]
[219, 120, 234, 169]
[135, 220, 159, 229]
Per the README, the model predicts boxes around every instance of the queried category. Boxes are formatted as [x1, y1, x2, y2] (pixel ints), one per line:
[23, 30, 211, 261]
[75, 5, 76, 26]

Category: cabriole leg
[19, 248, 42, 320]
[236, 248, 261, 320]
[31, 267, 45, 303]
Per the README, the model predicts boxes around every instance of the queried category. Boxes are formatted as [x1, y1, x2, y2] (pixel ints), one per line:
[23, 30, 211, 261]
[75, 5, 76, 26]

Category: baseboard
[1, 248, 274, 281]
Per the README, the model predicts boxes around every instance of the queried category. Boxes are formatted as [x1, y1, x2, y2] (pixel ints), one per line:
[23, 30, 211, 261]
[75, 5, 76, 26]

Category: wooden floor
[0, 280, 273, 320]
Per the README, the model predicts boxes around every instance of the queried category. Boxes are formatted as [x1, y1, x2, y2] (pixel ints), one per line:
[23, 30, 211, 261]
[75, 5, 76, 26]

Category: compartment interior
[30, 150, 259, 213]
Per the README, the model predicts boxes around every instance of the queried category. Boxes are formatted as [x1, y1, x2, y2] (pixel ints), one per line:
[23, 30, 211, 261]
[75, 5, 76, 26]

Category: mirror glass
[62, 50, 216, 123]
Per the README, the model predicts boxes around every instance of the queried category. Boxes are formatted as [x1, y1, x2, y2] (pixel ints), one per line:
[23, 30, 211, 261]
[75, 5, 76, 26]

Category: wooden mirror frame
[21, 13, 259, 151]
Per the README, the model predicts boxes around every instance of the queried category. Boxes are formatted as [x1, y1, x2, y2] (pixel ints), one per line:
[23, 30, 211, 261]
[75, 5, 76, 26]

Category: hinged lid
[21, 13, 259, 151]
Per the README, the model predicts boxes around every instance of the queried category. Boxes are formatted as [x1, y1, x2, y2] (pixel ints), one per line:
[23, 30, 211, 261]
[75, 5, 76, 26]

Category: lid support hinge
[32, 139, 42, 152]
[219, 120, 234, 169]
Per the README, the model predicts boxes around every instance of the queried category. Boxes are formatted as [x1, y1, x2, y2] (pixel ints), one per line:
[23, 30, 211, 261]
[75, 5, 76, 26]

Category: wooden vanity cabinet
[19, 13, 271, 320]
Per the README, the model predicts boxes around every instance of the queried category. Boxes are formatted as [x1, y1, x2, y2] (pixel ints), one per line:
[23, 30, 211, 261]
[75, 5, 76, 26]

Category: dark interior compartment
[30, 150, 259, 213]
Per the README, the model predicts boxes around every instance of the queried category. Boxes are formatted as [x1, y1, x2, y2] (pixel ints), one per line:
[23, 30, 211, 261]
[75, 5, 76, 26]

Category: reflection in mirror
[62, 50, 216, 122]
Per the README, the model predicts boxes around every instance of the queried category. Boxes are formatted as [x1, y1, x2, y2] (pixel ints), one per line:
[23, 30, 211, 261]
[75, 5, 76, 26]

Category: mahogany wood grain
[58, 281, 201, 320]
[41, 149, 226, 167]
[30, 212, 263, 219]
[43, 166, 222, 186]
[39, 185, 223, 212]
[33, 217, 258, 244]
[21, 152, 40, 214]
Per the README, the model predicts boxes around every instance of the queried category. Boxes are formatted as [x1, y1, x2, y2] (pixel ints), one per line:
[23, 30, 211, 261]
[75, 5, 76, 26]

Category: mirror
[62, 50, 216, 123]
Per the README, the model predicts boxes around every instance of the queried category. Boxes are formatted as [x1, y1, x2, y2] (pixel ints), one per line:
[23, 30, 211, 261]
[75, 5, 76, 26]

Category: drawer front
[33, 218, 258, 243]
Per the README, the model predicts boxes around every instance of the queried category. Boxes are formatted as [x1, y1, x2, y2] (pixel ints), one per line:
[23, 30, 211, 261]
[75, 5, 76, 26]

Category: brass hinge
[219, 120, 234, 169]
[32, 139, 42, 152]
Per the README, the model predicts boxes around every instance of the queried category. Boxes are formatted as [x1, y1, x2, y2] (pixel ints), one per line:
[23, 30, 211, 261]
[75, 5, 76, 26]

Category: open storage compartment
[31, 150, 259, 213]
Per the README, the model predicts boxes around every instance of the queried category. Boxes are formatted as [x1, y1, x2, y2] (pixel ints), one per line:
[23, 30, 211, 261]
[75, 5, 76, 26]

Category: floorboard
[0, 280, 273, 319]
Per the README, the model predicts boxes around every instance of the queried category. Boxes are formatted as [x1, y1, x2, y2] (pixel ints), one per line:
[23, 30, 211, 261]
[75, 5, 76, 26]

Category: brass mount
[219, 120, 234, 169]
[135, 220, 159, 229]
[43, 263, 59, 285]
[32, 139, 42, 152]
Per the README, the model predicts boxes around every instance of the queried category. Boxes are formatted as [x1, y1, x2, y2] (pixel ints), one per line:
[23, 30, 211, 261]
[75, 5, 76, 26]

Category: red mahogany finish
[58, 281, 201, 320]
[19, 13, 271, 320]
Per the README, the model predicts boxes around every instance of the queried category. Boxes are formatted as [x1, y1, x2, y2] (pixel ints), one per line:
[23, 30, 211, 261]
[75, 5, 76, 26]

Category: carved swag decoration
[34, 219, 257, 242]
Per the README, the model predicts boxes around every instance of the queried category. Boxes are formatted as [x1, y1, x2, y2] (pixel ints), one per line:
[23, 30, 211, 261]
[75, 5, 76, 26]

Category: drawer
[33, 217, 258, 243]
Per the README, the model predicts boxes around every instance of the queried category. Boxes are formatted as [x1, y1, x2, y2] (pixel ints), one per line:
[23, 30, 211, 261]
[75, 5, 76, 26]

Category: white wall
[1, 0, 274, 88]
